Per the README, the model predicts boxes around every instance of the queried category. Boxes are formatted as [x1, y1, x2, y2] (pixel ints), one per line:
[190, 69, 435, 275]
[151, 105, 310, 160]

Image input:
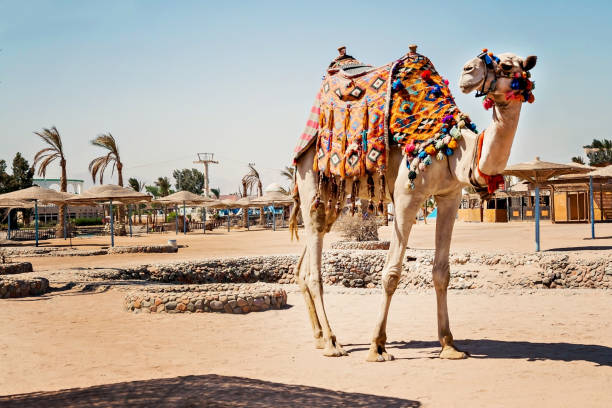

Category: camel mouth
[459, 78, 482, 94]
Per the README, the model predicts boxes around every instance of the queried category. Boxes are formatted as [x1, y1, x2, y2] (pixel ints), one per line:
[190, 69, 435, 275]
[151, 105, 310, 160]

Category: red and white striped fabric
[292, 93, 321, 164]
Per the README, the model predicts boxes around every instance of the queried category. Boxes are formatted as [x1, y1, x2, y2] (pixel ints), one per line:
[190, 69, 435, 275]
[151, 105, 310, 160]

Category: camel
[290, 47, 537, 360]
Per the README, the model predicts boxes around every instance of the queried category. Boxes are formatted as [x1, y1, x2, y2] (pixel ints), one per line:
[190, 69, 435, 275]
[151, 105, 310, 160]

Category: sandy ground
[9, 221, 612, 271]
[1, 221, 611, 406]
[0, 288, 610, 407]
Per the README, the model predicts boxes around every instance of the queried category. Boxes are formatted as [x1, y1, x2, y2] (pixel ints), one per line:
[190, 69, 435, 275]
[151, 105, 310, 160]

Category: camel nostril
[463, 65, 474, 72]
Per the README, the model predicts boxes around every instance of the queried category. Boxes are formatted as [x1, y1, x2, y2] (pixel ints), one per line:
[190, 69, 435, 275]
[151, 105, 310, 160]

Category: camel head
[459, 50, 537, 105]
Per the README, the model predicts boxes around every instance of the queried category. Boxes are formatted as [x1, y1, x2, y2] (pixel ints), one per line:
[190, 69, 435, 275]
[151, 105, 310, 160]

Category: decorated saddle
[294, 47, 477, 190]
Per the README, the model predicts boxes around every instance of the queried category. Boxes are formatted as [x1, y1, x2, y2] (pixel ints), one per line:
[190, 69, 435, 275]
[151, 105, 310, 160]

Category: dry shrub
[333, 213, 383, 242]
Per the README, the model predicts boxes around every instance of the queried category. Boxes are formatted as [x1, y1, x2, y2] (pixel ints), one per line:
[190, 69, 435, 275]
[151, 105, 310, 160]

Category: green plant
[74, 217, 103, 226]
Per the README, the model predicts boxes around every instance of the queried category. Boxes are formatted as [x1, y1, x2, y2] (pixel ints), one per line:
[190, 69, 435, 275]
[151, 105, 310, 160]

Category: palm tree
[128, 178, 145, 223]
[155, 177, 171, 197]
[280, 165, 295, 191]
[33, 126, 67, 236]
[210, 188, 220, 199]
[89, 133, 124, 185]
[571, 156, 585, 165]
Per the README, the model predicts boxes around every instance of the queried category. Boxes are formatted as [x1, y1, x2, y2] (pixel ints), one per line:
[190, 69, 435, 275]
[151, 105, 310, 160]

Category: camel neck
[477, 101, 522, 176]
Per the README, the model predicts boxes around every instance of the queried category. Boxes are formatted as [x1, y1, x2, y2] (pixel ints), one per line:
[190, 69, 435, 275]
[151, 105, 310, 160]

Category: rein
[468, 131, 505, 199]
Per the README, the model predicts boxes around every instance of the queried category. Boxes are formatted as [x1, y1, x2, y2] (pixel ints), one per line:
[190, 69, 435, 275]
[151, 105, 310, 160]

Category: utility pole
[194, 153, 218, 197]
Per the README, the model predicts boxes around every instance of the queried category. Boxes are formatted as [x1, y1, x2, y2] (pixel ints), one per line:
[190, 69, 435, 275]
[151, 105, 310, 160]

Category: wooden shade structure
[0, 186, 72, 246]
[504, 157, 592, 251]
[67, 185, 151, 246]
[154, 191, 215, 235]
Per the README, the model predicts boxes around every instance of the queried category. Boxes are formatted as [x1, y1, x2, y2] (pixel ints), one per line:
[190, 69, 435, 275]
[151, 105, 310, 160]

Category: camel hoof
[314, 337, 325, 349]
[323, 340, 347, 357]
[439, 345, 468, 360]
[366, 348, 394, 362]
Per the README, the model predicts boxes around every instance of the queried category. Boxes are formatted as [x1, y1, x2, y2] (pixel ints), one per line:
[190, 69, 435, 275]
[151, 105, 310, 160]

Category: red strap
[476, 131, 505, 194]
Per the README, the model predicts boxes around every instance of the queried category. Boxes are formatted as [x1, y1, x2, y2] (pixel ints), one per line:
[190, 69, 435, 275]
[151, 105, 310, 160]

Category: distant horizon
[2, 1, 611, 194]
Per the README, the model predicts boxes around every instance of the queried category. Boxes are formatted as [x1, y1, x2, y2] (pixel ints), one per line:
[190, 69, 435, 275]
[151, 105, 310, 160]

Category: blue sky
[1, 0, 610, 193]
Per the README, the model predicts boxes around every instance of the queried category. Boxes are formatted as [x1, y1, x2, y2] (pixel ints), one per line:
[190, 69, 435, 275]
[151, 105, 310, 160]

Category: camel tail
[289, 184, 300, 241]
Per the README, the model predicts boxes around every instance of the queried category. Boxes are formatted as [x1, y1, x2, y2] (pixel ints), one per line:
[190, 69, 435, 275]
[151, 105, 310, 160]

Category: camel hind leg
[295, 245, 325, 348]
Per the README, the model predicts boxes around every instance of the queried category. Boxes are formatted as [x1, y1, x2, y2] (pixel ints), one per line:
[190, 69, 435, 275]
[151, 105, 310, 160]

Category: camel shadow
[345, 339, 612, 366]
[0, 374, 420, 408]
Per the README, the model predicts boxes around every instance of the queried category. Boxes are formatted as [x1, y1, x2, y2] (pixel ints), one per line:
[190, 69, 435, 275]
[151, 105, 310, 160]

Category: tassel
[367, 174, 375, 200]
[367, 200, 374, 213]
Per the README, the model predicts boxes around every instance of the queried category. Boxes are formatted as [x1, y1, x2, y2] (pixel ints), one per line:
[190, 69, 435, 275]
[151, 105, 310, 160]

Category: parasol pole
[63, 205, 67, 239]
[183, 201, 187, 235]
[34, 200, 39, 247]
[7, 208, 11, 240]
[110, 199, 115, 247]
[272, 205, 276, 231]
[589, 175, 595, 239]
[202, 207, 206, 234]
[534, 185, 540, 252]
[128, 204, 133, 237]
[246, 207, 249, 230]
[175, 205, 178, 235]
[227, 209, 230, 232]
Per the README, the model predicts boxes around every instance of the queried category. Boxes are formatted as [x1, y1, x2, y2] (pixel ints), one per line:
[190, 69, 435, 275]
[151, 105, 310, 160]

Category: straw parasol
[154, 191, 216, 235]
[504, 157, 592, 251]
[587, 164, 612, 178]
[234, 197, 257, 230]
[207, 199, 241, 232]
[67, 185, 151, 246]
[251, 184, 293, 231]
[0, 186, 72, 246]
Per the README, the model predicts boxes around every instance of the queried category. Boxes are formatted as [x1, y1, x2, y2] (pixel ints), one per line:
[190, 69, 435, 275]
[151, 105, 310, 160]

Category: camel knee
[381, 268, 401, 294]
[432, 261, 450, 290]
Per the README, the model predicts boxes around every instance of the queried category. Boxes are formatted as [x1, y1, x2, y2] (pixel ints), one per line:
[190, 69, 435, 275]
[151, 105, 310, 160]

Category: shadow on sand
[0, 374, 420, 408]
[545, 245, 612, 251]
[345, 339, 612, 366]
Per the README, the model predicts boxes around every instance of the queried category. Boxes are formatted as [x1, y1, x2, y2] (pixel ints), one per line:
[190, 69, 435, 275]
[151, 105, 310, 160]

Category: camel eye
[501, 63, 512, 71]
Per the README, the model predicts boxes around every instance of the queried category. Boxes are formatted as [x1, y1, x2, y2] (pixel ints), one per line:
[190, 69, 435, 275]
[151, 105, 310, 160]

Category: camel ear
[523, 55, 537, 71]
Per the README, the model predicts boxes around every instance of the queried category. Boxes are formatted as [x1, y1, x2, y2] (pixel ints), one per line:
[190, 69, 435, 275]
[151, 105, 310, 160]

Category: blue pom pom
[392, 79, 402, 90]
[511, 78, 520, 90]
[484, 54, 492, 65]
[418, 151, 427, 159]
[469, 122, 477, 132]
[446, 147, 454, 156]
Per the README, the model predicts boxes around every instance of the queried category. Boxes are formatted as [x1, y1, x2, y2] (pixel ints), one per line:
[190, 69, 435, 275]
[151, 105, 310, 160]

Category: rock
[165, 301, 177, 311]
[210, 300, 224, 310]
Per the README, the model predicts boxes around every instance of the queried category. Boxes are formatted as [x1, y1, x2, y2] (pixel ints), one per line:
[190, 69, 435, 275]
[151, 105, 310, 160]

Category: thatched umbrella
[504, 157, 591, 251]
[0, 199, 32, 241]
[585, 165, 612, 238]
[234, 196, 257, 230]
[155, 191, 215, 235]
[0, 186, 72, 246]
[251, 187, 293, 231]
[207, 199, 243, 232]
[67, 185, 151, 246]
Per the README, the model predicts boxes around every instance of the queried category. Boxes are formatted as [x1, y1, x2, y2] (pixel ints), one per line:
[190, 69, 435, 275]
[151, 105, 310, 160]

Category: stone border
[330, 241, 390, 250]
[0, 277, 49, 298]
[107, 245, 177, 254]
[124, 283, 287, 314]
[0, 262, 33, 275]
[4, 245, 177, 258]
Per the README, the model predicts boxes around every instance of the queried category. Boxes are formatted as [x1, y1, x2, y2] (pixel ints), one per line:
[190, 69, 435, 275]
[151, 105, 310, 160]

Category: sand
[0, 289, 610, 407]
[1, 221, 611, 406]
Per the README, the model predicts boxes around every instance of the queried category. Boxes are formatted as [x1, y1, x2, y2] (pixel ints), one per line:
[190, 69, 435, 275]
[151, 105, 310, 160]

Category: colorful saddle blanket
[294, 52, 473, 181]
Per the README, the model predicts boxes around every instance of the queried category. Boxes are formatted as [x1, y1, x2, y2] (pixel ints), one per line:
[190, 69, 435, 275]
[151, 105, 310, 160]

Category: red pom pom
[405, 142, 416, 153]
[527, 94, 535, 103]
[420, 70, 432, 80]
[443, 78, 449, 86]
[483, 98, 495, 110]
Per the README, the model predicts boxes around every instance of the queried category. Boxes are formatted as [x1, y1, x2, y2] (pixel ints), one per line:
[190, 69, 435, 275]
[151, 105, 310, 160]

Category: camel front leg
[367, 186, 425, 362]
[433, 191, 468, 359]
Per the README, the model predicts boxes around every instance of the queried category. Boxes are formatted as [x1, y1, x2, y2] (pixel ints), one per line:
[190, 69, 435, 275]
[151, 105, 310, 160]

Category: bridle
[473, 50, 517, 99]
